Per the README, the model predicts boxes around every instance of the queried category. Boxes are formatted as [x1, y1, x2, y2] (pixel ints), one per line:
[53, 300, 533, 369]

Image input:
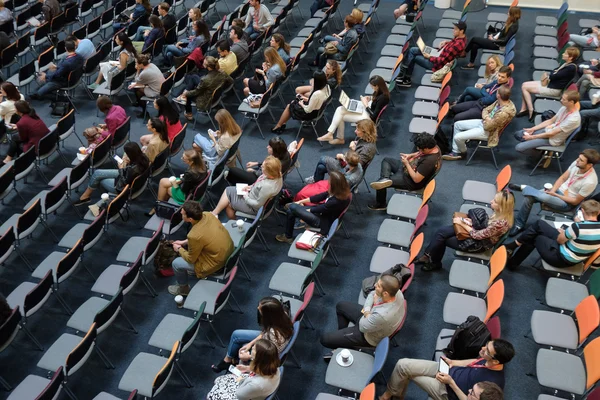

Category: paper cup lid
[335, 351, 354, 367]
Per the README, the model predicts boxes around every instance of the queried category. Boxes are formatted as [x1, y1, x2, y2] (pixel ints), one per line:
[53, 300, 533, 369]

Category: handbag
[155, 201, 180, 219]
[540, 72, 550, 87]
[486, 22, 504, 35]
[295, 230, 325, 252]
[431, 62, 452, 83]
[452, 212, 471, 240]
[324, 42, 338, 55]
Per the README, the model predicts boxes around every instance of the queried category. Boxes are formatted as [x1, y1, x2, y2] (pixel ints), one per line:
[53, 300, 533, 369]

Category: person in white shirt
[244, 0, 274, 40]
[570, 26, 600, 50]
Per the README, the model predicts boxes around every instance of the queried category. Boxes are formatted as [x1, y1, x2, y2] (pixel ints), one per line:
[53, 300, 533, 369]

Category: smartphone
[439, 358, 450, 374]
[208, 129, 216, 137]
[296, 94, 303, 100]
[560, 224, 569, 230]
[228, 365, 242, 377]
[113, 155, 123, 164]
[577, 210, 584, 221]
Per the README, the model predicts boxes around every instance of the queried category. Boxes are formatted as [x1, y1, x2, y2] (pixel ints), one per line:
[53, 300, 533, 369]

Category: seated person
[216, 40, 238, 76]
[137, 117, 169, 163]
[379, 340, 515, 400]
[462, 7, 520, 69]
[318, 75, 389, 145]
[40, 0, 61, 23]
[243, 47, 284, 96]
[312, 15, 358, 69]
[297, 60, 342, 98]
[270, 33, 291, 65]
[271, 71, 331, 133]
[95, 96, 127, 138]
[244, 0, 274, 40]
[416, 191, 514, 271]
[576, 62, 600, 99]
[67, 35, 94, 60]
[89, 33, 138, 90]
[229, 25, 249, 63]
[320, 275, 405, 350]
[193, 109, 241, 169]
[175, 57, 233, 121]
[445, 85, 517, 160]
[0, 0, 13, 26]
[307, 119, 378, 184]
[2, 101, 49, 165]
[393, 0, 420, 19]
[570, 25, 600, 50]
[113, 0, 150, 32]
[31, 40, 84, 99]
[164, 19, 210, 65]
[74, 142, 150, 206]
[211, 297, 293, 372]
[212, 156, 283, 219]
[276, 170, 352, 243]
[368, 132, 441, 210]
[135, 2, 175, 42]
[438, 380, 504, 400]
[310, 0, 332, 18]
[396, 21, 467, 88]
[452, 66, 513, 122]
[169, 201, 234, 296]
[507, 150, 599, 235]
[132, 15, 164, 54]
[231, 17, 251, 45]
[226, 137, 291, 185]
[142, 96, 181, 144]
[81, 126, 110, 154]
[0, 82, 24, 137]
[518, 47, 579, 120]
[128, 54, 165, 113]
[580, 92, 600, 135]
[514, 90, 581, 158]
[206, 340, 281, 400]
[479, 55, 504, 85]
[150, 149, 208, 214]
[506, 199, 600, 270]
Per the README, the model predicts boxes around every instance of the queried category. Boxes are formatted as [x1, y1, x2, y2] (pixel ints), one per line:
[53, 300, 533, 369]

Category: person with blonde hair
[270, 33, 291, 64]
[517, 46, 579, 120]
[193, 109, 242, 169]
[82, 126, 110, 154]
[416, 191, 515, 271]
[212, 156, 283, 219]
[243, 47, 285, 96]
[479, 55, 503, 85]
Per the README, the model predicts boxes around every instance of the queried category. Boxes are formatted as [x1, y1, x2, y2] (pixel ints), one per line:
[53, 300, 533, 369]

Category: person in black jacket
[132, 15, 164, 54]
[462, 7, 521, 69]
[31, 41, 84, 99]
[226, 137, 291, 185]
[276, 170, 351, 243]
[135, 2, 175, 41]
[74, 142, 150, 206]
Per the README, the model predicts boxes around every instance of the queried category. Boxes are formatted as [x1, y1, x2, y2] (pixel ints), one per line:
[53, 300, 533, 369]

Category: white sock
[520, 185, 526, 190]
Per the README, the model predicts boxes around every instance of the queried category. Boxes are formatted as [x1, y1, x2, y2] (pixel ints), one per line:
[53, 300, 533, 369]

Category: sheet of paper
[236, 183, 248, 196]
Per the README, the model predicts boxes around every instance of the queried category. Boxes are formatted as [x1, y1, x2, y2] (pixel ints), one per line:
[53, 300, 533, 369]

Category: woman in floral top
[416, 191, 515, 271]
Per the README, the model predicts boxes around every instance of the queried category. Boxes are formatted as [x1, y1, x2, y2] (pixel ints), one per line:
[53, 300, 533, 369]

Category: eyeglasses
[467, 388, 480, 399]
[482, 345, 496, 360]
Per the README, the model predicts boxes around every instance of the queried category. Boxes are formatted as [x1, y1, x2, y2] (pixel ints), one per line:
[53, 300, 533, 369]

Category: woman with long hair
[462, 6, 521, 69]
[295, 60, 342, 98]
[3, 101, 49, 164]
[276, 170, 352, 243]
[318, 75, 389, 145]
[0, 82, 23, 125]
[271, 71, 331, 133]
[141, 96, 182, 144]
[193, 109, 242, 169]
[164, 19, 210, 64]
[270, 33, 291, 64]
[211, 297, 293, 372]
[132, 14, 164, 54]
[243, 47, 286, 96]
[207, 339, 282, 400]
[75, 142, 150, 206]
[139, 117, 169, 163]
[90, 32, 138, 89]
[226, 137, 292, 185]
[479, 54, 503, 86]
[417, 191, 515, 271]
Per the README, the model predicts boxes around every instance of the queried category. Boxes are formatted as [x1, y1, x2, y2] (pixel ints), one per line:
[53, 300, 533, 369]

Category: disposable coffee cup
[78, 147, 86, 154]
[169, 176, 179, 188]
[236, 219, 244, 231]
[101, 193, 109, 202]
[544, 183, 553, 191]
[340, 349, 351, 363]
[175, 295, 184, 308]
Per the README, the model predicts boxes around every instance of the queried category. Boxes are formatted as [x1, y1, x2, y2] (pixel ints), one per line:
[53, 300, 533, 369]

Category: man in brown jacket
[443, 85, 516, 161]
[168, 201, 234, 296]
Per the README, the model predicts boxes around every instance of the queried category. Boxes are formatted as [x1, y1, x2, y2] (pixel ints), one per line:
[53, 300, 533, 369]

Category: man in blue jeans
[507, 149, 600, 236]
[30, 40, 83, 99]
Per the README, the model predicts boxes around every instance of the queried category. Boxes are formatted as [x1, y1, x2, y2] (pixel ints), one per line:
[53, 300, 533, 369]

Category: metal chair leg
[140, 271, 158, 297]
[0, 375, 11, 391]
[238, 258, 252, 281]
[229, 293, 244, 314]
[120, 309, 138, 333]
[95, 344, 115, 369]
[207, 321, 226, 347]
[21, 323, 44, 350]
[40, 219, 59, 243]
[313, 273, 326, 296]
[54, 290, 74, 315]
[303, 313, 315, 330]
[175, 360, 193, 387]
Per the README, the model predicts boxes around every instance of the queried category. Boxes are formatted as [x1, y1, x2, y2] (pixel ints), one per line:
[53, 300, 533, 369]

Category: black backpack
[361, 264, 411, 297]
[442, 316, 491, 360]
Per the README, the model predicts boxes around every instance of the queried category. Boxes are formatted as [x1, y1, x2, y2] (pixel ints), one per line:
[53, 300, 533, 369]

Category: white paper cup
[101, 193, 109, 201]
[544, 183, 553, 190]
[236, 219, 244, 231]
[340, 349, 351, 362]
[78, 147, 86, 154]
[76, 153, 86, 161]
[175, 295, 184, 308]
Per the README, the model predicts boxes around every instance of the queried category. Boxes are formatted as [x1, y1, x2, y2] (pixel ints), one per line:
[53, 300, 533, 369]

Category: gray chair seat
[148, 313, 192, 351]
[48, 168, 71, 187]
[316, 393, 351, 400]
[579, 19, 600, 28]
[92, 392, 122, 400]
[0, 214, 19, 236]
[376, 56, 398, 69]
[532, 70, 546, 81]
[279, 295, 302, 320]
[534, 58, 558, 71]
[432, 38, 444, 48]
[443, 292, 487, 325]
[533, 47, 558, 59]
[368, 68, 392, 82]
[541, 259, 584, 277]
[380, 45, 402, 57]
[304, 17, 322, 27]
[412, 101, 440, 118]
[534, 36, 558, 47]
[37, 333, 82, 371]
[67, 296, 110, 333]
[435, 28, 455, 39]
[183, 280, 220, 314]
[7, 374, 52, 400]
[487, 12, 507, 22]
[118, 352, 168, 397]
[238, 101, 265, 114]
[536, 16, 557, 25]
[462, 180, 496, 204]
[536, 348, 586, 395]
[224, 222, 246, 246]
[478, 66, 488, 78]
[414, 86, 440, 101]
[364, 83, 374, 95]
[357, 288, 366, 306]
[287, 235, 318, 263]
[583, 50, 600, 62]
[420, 74, 442, 88]
[531, 310, 578, 350]
[31, 251, 65, 279]
[448, 260, 490, 293]
[409, 117, 437, 135]
[290, 36, 308, 47]
[325, 348, 374, 394]
[144, 214, 181, 235]
[91, 264, 129, 296]
[116, 236, 150, 263]
[7, 281, 37, 314]
[442, 9, 462, 19]
[377, 219, 414, 247]
[58, 223, 89, 249]
[269, 262, 310, 297]
[387, 193, 422, 220]
[439, 19, 458, 28]
[391, 25, 411, 35]
[534, 99, 561, 112]
[544, 278, 588, 312]
[534, 26, 556, 36]
[476, 78, 487, 85]
[385, 34, 406, 46]
[290, 47, 301, 58]
[369, 246, 409, 273]
[84, 200, 105, 221]
[24, 190, 49, 211]
[459, 203, 493, 215]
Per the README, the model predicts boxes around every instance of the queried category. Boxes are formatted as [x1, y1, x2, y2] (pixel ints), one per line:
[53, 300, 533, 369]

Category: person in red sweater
[2, 101, 49, 165]
[140, 96, 182, 145]
[96, 96, 127, 138]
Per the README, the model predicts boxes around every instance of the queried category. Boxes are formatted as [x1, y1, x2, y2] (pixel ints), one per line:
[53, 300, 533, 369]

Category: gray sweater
[360, 291, 405, 346]
[236, 370, 281, 400]
[244, 176, 283, 211]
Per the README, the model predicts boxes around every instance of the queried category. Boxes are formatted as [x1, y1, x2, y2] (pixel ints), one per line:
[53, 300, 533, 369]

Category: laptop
[417, 36, 441, 57]
[339, 90, 364, 114]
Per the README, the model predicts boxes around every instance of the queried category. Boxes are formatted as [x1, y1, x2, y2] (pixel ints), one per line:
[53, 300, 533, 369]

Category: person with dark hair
[310, 0, 332, 18]
[40, 0, 60, 23]
[231, 17, 251, 44]
[90, 32, 138, 90]
[312, 15, 358, 69]
[135, 2, 174, 42]
[227, 25, 249, 63]
[226, 137, 292, 185]
[276, 170, 352, 243]
[95, 96, 127, 138]
[379, 339, 515, 400]
[207, 339, 281, 400]
[368, 132, 441, 210]
[270, 33, 291, 64]
[216, 40, 238, 75]
[438, 380, 504, 400]
[507, 150, 600, 236]
[137, 117, 169, 163]
[271, 71, 331, 133]
[129, 54, 165, 113]
[0, 82, 24, 136]
[132, 15, 164, 54]
[164, 19, 210, 64]
[244, 0, 274, 40]
[31, 41, 84, 99]
[211, 297, 293, 372]
[321, 275, 405, 350]
[142, 96, 182, 143]
[168, 200, 234, 296]
[2, 101, 49, 165]
[74, 142, 150, 206]
[66, 34, 95, 60]
[114, 0, 151, 32]
[0, 293, 11, 326]
[318, 75, 389, 145]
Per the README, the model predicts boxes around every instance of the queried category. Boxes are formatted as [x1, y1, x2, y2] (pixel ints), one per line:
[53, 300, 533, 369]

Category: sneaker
[167, 284, 191, 296]
[275, 234, 294, 244]
[174, 96, 187, 105]
[370, 178, 393, 190]
[367, 203, 387, 211]
[73, 197, 91, 206]
[304, 176, 315, 185]
[508, 183, 524, 192]
[442, 152, 465, 161]
[396, 77, 412, 87]
[293, 220, 306, 230]
[87, 83, 99, 90]
[421, 262, 442, 272]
